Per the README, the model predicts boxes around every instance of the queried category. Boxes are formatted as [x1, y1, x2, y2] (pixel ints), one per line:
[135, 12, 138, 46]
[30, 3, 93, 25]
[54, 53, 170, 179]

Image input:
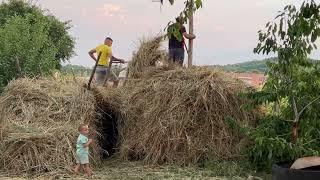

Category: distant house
[228, 72, 267, 88]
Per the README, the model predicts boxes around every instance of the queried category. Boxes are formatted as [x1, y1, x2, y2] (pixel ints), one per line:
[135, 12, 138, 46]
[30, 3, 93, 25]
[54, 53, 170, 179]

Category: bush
[0, 0, 74, 91]
[248, 115, 320, 170]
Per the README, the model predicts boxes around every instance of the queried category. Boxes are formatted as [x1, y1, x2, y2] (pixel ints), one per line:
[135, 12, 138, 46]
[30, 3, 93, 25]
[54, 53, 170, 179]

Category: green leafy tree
[61, 64, 92, 77]
[247, 0, 320, 168]
[0, 0, 74, 90]
[253, 0, 320, 143]
[0, 0, 75, 66]
[0, 14, 58, 86]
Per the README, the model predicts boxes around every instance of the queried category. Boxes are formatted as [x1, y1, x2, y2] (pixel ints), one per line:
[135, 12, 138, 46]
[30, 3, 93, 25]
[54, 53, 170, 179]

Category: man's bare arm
[111, 56, 127, 63]
[183, 32, 196, 40]
[88, 49, 97, 61]
[83, 139, 93, 148]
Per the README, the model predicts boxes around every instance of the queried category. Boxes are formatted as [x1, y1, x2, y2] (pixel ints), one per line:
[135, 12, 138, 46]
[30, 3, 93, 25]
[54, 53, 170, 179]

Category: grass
[0, 157, 271, 180]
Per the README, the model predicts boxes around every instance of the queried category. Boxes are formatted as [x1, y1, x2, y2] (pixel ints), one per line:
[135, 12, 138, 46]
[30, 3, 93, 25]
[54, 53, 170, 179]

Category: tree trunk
[290, 96, 320, 144]
[273, 100, 280, 115]
[291, 97, 299, 144]
[292, 121, 298, 144]
[15, 57, 22, 77]
[187, 0, 194, 68]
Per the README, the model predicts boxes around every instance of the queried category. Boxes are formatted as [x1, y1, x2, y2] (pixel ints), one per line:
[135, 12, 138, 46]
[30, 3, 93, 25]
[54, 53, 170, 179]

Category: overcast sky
[29, 1, 320, 66]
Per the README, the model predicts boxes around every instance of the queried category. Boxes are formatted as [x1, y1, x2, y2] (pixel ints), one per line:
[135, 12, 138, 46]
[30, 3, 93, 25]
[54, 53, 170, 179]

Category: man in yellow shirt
[88, 37, 126, 86]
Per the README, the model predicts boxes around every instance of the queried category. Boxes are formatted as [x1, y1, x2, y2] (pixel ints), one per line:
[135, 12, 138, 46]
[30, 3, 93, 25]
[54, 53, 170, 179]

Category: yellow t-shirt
[95, 44, 112, 66]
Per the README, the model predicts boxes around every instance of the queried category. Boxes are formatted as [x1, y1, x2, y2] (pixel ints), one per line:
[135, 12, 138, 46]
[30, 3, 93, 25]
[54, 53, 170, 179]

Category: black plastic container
[272, 163, 320, 180]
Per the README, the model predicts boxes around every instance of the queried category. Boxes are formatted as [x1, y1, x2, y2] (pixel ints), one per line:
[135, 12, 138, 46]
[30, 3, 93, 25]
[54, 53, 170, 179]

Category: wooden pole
[87, 52, 102, 90]
[188, 0, 194, 68]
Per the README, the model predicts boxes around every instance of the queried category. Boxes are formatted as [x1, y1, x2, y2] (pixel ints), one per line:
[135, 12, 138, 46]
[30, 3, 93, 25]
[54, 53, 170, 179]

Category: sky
[29, 0, 320, 67]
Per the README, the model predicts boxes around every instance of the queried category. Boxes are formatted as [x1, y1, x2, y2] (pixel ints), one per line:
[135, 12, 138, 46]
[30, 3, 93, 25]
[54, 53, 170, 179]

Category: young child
[74, 124, 93, 177]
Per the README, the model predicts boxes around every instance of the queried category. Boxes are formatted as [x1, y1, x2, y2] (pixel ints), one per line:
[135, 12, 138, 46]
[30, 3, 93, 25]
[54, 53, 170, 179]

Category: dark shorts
[95, 66, 110, 86]
[169, 48, 184, 65]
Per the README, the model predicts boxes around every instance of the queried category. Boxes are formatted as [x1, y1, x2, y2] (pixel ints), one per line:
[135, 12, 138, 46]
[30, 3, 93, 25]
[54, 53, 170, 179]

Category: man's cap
[105, 37, 113, 41]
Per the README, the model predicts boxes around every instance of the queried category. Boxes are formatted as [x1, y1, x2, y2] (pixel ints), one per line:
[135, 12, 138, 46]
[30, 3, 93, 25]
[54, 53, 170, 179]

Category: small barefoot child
[74, 124, 93, 177]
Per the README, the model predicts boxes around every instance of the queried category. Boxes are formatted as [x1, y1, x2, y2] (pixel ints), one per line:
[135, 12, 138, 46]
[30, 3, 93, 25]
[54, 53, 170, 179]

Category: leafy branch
[252, 0, 320, 143]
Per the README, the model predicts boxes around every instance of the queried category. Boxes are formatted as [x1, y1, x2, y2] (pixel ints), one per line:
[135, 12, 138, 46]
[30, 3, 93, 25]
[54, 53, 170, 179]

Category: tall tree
[0, 0, 75, 90]
[252, 0, 320, 143]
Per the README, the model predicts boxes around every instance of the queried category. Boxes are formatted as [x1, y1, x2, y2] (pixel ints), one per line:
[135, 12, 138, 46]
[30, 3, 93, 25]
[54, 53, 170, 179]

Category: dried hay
[119, 67, 257, 165]
[127, 36, 170, 79]
[93, 86, 123, 112]
[0, 78, 100, 175]
[91, 87, 124, 158]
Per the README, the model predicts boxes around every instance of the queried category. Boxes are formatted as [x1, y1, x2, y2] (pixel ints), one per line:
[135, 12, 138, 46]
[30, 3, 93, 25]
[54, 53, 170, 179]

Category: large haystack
[120, 67, 256, 165]
[117, 35, 257, 165]
[0, 78, 100, 174]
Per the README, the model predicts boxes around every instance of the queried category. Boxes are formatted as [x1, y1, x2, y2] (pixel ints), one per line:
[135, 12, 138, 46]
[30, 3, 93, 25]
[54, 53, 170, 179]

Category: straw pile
[116, 35, 258, 165]
[0, 78, 100, 174]
[127, 36, 169, 79]
[119, 68, 255, 165]
[92, 87, 124, 158]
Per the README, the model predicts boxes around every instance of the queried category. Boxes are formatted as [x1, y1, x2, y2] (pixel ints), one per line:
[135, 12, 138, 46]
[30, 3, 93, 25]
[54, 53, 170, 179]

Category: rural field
[0, 158, 269, 180]
[1, 0, 320, 180]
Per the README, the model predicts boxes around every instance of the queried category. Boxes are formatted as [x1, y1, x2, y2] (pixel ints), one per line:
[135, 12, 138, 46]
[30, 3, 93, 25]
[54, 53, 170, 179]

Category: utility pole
[188, 0, 194, 68]
[152, 0, 162, 11]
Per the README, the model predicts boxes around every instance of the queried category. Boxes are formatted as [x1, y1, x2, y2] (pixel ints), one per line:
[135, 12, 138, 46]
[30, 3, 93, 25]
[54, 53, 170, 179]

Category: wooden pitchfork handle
[87, 52, 102, 90]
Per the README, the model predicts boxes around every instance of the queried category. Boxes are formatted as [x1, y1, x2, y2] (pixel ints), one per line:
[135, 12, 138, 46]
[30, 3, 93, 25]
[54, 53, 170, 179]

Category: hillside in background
[219, 57, 319, 73]
[220, 57, 276, 73]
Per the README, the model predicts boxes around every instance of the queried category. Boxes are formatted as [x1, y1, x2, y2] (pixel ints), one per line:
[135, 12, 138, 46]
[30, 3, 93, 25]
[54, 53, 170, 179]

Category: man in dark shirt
[167, 16, 196, 65]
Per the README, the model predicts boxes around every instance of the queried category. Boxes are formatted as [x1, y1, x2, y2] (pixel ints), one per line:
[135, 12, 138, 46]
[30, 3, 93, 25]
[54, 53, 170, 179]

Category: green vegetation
[221, 57, 276, 73]
[162, 0, 203, 23]
[246, 0, 320, 170]
[61, 64, 92, 77]
[0, 0, 74, 91]
[61, 64, 125, 78]
[164, 0, 202, 43]
[219, 57, 318, 73]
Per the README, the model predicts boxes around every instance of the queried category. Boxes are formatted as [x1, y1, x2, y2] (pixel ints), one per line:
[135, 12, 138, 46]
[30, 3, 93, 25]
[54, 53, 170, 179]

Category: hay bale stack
[127, 36, 169, 78]
[0, 78, 100, 174]
[119, 67, 256, 165]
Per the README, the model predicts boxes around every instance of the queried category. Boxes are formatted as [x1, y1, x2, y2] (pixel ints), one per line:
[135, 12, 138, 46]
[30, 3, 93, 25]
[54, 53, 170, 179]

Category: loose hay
[119, 67, 257, 165]
[127, 36, 169, 79]
[91, 87, 124, 158]
[0, 78, 100, 175]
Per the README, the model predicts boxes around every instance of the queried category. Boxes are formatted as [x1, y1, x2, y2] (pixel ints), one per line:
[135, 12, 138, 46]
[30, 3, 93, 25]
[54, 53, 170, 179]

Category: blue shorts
[76, 152, 89, 165]
[169, 48, 184, 65]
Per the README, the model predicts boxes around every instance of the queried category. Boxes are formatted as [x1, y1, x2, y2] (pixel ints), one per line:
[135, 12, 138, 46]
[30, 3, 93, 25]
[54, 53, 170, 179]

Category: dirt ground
[0, 159, 265, 180]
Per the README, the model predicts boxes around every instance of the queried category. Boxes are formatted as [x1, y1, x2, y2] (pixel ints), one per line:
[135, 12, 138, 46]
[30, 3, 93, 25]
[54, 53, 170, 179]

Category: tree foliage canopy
[252, 0, 320, 123]
[248, 0, 320, 169]
[0, 0, 75, 90]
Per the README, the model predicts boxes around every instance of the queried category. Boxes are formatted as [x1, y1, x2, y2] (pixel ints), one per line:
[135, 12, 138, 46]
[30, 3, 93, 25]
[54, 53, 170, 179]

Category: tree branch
[292, 96, 299, 122]
[297, 96, 320, 119]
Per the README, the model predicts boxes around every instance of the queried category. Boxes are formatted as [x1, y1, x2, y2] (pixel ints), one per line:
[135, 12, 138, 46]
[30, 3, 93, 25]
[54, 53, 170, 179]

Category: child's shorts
[76, 152, 89, 164]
